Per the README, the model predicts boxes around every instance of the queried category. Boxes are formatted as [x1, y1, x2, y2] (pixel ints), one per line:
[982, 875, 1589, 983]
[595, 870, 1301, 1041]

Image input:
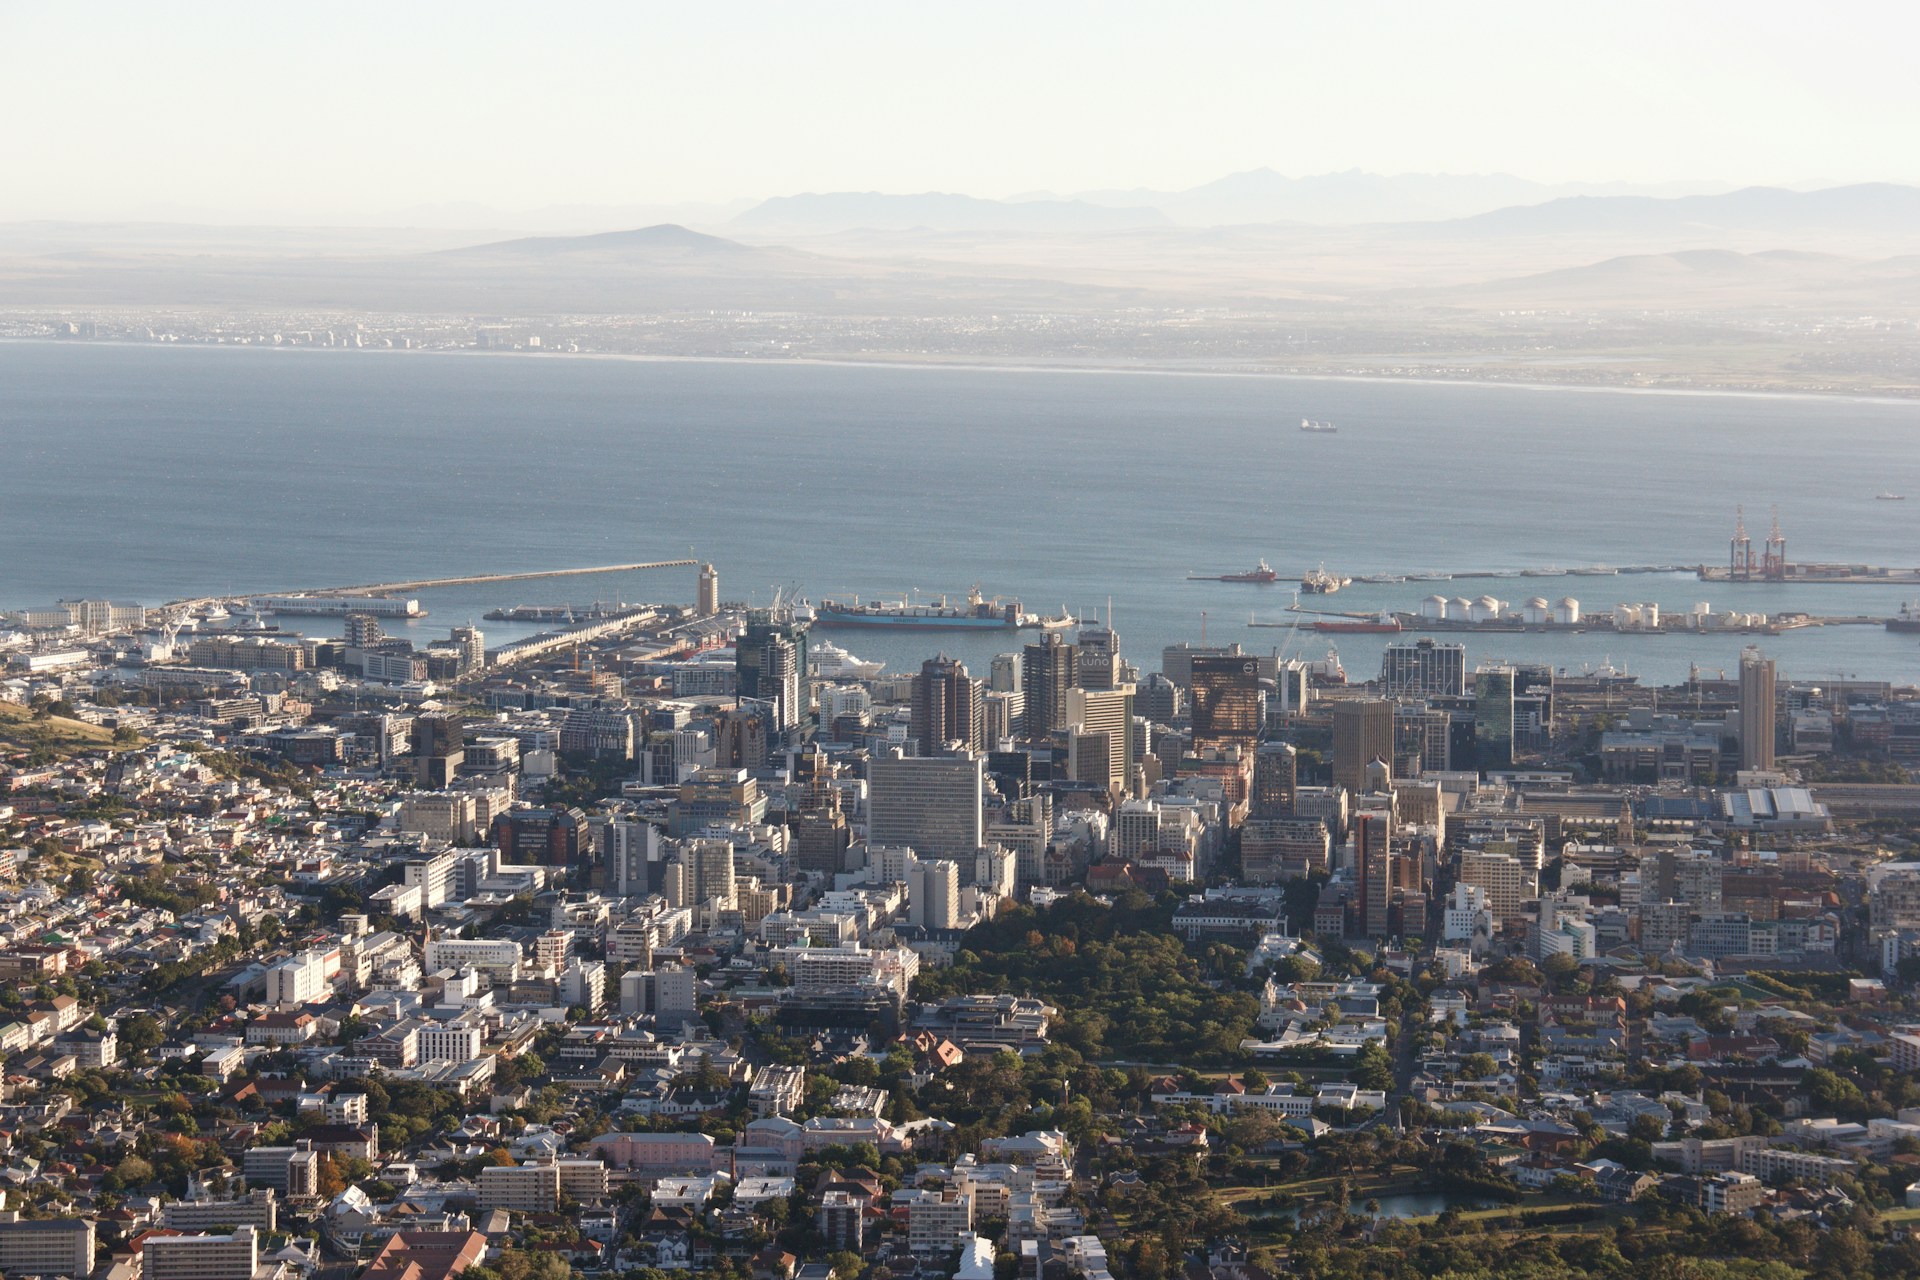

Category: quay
[308, 559, 698, 596]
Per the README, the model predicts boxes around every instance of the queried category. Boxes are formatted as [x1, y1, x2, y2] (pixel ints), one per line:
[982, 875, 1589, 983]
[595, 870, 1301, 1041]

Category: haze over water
[3, 340, 1918, 686]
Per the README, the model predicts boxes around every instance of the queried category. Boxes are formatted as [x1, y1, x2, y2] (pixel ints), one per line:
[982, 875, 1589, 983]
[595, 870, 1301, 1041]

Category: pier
[308, 559, 698, 596]
[163, 559, 699, 616]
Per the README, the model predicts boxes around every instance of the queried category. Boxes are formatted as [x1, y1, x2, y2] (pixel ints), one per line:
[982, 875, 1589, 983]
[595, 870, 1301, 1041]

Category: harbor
[1255, 596, 1899, 638]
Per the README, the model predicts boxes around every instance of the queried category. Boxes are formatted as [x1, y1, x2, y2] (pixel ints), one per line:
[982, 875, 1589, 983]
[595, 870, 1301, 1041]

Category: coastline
[3, 333, 1919, 407]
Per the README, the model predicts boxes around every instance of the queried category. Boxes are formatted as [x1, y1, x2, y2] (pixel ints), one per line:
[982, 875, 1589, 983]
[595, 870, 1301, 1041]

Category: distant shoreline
[4, 334, 1919, 407]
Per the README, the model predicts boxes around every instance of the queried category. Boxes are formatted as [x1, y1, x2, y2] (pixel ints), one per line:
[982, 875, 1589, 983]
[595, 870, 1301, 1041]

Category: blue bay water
[2, 340, 1918, 686]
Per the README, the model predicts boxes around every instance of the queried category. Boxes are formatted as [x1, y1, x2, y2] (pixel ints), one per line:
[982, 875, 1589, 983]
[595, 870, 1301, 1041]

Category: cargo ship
[1189, 560, 1279, 583]
[1300, 418, 1339, 433]
[1889, 603, 1920, 634]
[813, 587, 1067, 630]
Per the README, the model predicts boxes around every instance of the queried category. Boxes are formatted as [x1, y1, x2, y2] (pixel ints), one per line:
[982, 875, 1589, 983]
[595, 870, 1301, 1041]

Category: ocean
[3, 340, 1918, 687]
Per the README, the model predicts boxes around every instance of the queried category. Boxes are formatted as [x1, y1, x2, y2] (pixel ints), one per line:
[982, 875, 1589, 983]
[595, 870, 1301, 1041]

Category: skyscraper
[1331, 700, 1394, 794]
[1355, 811, 1395, 939]
[1189, 653, 1262, 752]
[910, 654, 983, 755]
[1064, 684, 1136, 794]
[1739, 647, 1777, 772]
[793, 744, 853, 873]
[1251, 741, 1298, 819]
[1075, 617, 1121, 692]
[1021, 632, 1079, 739]
[1473, 667, 1516, 772]
[867, 750, 985, 856]
[1380, 638, 1466, 699]
[736, 609, 810, 737]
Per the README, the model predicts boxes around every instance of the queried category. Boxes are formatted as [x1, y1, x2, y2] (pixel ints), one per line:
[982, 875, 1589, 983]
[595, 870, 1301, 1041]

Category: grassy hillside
[0, 699, 122, 759]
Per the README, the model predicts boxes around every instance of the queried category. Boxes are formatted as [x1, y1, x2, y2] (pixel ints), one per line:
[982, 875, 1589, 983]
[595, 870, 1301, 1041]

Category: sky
[3, 1, 1917, 223]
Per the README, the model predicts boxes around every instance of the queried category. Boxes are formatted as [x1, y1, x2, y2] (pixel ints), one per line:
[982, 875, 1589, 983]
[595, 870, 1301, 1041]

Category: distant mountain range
[446, 223, 762, 257]
[1419, 246, 1920, 310]
[731, 192, 1170, 236]
[1056, 168, 1727, 227]
[1434, 183, 1920, 238]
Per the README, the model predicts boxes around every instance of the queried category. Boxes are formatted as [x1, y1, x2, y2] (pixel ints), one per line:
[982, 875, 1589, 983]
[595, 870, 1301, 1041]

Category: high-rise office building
[697, 563, 720, 617]
[1075, 618, 1121, 692]
[736, 609, 810, 736]
[911, 655, 983, 755]
[1021, 633, 1079, 739]
[1380, 638, 1467, 699]
[867, 750, 985, 856]
[682, 838, 737, 909]
[1064, 685, 1136, 794]
[412, 713, 465, 787]
[793, 745, 853, 873]
[1739, 647, 1777, 772]
[601, 816, 662, 896]
[1251, 741, 1298, 819]
[1474, 667, 1516, 772]
[1135, 671, 1181, 726]
[1355, 811, 1395, 939]
[1189, 653, 1262, 752]
[989, 652, 1022, 693]
[1331, 700, 1394, 794]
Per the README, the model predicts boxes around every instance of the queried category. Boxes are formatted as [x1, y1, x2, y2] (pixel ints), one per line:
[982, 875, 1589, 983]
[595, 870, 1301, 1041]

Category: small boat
[1878, 492, 1907, 501]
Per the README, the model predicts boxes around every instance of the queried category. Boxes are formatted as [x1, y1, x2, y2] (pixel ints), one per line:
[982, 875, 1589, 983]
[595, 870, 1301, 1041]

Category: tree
[315, 1154, 346, 1199]
[1458, 1053, 1497, 1081]
[1353, 1040, 1394, 1092]
[120, 1013, 164, 1058]
[1541, 953, 1581, 984]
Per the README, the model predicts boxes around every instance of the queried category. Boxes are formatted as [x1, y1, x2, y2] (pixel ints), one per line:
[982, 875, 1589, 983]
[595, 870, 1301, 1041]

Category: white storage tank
[1641, 602, 1660, 628]
[1420, 594, 1448, 620]
[1470, 595, 1503, 622]
[1522, 597, 1550, 624]
[1614, 603, 1643, 629]
[1552, 596, 1581, 625]
[1448, 596, 1474, 621]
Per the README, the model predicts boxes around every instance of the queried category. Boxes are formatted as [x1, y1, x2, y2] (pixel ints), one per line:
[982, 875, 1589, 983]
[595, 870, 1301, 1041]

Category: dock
[309, 559, 698, 596]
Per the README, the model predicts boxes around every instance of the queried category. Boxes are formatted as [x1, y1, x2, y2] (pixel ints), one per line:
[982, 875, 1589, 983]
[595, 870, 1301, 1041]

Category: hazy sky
[4, 1, 1916, 222]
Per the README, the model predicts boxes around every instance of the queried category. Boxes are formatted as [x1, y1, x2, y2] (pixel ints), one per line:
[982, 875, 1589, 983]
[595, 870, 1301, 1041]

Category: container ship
[814, 587, 1069, 631]
[1190, 560, 1279, 583]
